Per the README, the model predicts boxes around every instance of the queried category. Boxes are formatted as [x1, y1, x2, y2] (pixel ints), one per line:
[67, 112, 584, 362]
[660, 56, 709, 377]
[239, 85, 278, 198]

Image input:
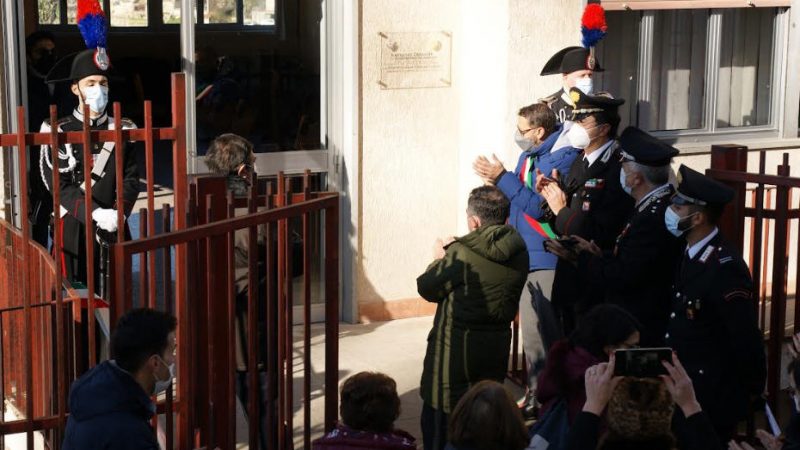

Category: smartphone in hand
[613, 348, 673, 377]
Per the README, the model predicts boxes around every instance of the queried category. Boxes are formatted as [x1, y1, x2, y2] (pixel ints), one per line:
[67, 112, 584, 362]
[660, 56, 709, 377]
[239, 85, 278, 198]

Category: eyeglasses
[517, 126, 533, 135]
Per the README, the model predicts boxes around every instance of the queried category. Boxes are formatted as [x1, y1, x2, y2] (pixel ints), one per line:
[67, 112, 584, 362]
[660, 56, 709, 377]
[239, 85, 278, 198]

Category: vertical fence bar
[264, 183, 277, 450]
[113, 103, 125, 247]
[226, 193, 237, 450]
[205, 195, 217, 449]
[162, 204, 174, 450]
[752, 152, 766, 325]
[324, 195, 340, 432]
[276, 174, 287, 450]
[284, 175, 294, 447]
[81, 104, 98, 370]
[170, 72, 192, 450]
[48, 104, 68, 439]
[16, 107, 35, 449]
[246, 176, 259, 449]
[766, 155, 791, 410]
[144, 101, 157, 304]
[302, 172, 312, 450]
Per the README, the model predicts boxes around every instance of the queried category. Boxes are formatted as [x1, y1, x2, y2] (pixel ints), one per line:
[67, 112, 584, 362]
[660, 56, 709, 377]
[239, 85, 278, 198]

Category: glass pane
[717, 8, 777, 128]
[38, 0, 60, 25]
[243, 0, 276, 26]
[204, 0, 236, 23]
[595, 11, 640, 132]
[644, 10, 709, 131]
[163, 0, 181, 24]
[110, 0, 148, 26]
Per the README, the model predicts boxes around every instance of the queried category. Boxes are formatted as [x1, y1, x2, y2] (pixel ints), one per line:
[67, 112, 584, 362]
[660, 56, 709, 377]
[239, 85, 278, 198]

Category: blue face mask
[81, 85, 109, 115]
[664, 207, 697, 237]
[575, 77, 594, 95]
[619, 169, 633, 196]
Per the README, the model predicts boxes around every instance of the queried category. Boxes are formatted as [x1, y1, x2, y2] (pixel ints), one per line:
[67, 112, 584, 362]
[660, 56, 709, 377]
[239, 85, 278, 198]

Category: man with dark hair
[554, 127, 682, 346]
[473, 103, 581, 419]
[62, 308, 177, 450]
[539, 88, 634, 335]
[665, 165, 766, 443]
[417, 185, 529, 450]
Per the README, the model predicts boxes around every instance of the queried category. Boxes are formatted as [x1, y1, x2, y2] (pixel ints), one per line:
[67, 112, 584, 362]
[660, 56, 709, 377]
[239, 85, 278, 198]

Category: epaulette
[539, 94, 558, 107]
[39, 117, 71, 133]
[120, 117, 138, 130]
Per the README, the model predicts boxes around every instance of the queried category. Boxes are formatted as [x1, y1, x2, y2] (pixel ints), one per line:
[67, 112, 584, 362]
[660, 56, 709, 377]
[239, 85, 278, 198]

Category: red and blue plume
[77, 0, 107, 49]
[581, 4, 607, 48]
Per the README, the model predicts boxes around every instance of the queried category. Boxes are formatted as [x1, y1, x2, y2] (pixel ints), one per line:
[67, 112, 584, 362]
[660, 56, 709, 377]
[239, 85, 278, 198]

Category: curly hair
[339, 372, 401, 433]
[204, 133, 255, 175]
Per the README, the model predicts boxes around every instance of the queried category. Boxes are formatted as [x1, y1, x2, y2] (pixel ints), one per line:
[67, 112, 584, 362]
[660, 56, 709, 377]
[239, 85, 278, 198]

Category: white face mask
[81, 85, 109, 115]
[619, 168, 633, 196]
[567, 124, 592, 149]
[153, 355, 175, 395]
[575, 77, 594, 95]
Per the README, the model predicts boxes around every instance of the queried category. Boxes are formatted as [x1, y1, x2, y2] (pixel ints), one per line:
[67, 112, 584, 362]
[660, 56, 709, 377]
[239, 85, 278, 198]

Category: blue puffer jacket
[496, 124, 581, 271]
[62, 361, 159, 450]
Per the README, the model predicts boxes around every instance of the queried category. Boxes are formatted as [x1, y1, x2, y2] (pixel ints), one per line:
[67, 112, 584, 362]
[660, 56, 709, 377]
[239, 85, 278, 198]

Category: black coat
[577, 184, 682, 346]
[665, 232, 766, 439]
[39, 109, 140, 258]
[551, 142, 634, 326]
[541, 89, 574, 124]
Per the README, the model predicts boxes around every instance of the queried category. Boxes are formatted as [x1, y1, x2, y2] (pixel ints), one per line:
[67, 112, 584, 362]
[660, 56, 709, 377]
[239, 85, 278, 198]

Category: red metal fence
[0, 71, 341, 449]
[708, 145, 800, 422]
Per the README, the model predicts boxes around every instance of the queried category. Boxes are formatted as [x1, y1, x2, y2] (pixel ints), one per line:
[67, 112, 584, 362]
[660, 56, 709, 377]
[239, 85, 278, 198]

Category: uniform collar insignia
[73, 108, 108, 127]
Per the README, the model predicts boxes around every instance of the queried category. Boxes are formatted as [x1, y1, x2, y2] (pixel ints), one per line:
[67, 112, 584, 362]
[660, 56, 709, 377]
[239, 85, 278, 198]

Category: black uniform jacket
[39, 109, 140, 256]
[666, 232, 766, 431]
[577, 184, 682, 346]
[540, 89, 574, 124]
[551, 141, 634, 316]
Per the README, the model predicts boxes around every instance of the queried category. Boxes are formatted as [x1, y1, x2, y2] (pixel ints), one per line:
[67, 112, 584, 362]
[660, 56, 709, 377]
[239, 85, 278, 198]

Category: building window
[595, 7, 786, 137]
[37, 0, 276, 28]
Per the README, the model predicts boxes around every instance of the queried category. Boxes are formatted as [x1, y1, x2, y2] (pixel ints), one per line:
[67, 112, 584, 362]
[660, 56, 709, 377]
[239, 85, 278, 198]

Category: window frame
[37, 0, 280, 33]
[606, 6, 789, 142]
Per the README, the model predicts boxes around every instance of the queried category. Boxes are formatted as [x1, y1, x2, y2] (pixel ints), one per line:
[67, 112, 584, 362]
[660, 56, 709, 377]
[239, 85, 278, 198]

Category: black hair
[340, 372, 401, 433]
[518, 103, 557, 139]
[26, 31, 56, 52]
[575, 110, 621, 139]
[570, 304, 642, 359]
[111, 308, 177, 373]
[467, 186, 510, 227]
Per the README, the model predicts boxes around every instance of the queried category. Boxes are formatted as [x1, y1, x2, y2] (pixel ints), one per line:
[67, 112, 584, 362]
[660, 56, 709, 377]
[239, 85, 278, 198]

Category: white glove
[92, 208, 121, 233]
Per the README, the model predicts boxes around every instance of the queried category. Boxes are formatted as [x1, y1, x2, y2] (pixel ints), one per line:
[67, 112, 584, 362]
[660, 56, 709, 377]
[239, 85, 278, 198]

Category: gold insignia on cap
[587, 54, 596, 70]
[570, 90, 581, 103]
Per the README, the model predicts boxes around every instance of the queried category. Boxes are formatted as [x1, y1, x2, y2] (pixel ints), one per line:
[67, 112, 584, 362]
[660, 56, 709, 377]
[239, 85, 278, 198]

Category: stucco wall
[357, 0, 583, 321]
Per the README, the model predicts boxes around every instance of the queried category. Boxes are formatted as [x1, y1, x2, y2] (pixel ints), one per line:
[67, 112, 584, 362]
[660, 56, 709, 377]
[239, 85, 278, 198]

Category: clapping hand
[571, 235, 602, 256]
[473, 155, 505, 185]
[541, 182, 568, 215]
[543, 239, 578, 265]
[535, 168, 560, 193]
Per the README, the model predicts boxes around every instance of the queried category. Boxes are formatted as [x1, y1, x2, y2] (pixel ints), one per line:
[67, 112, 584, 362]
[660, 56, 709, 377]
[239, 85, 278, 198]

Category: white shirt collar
[73, 108, 108, 126]
[583, 139, 614, 167]
[687, 227, 719, 259]
[636, 183, 671, 209]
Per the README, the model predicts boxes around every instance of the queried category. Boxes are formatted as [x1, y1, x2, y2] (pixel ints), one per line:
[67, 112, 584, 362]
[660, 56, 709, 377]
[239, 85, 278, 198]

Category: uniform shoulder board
[39, 117, 70, 133]
[117, 117, 138, 130]
[538, 94, 558, 107]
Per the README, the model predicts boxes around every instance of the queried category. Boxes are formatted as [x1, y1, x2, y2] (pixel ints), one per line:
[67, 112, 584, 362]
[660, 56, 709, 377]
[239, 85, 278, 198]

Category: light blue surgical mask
[664, 207, 698, 237]
[620, 169, 633, 196]
[81, 85, 109, 115]
[575, 77, 594, 95]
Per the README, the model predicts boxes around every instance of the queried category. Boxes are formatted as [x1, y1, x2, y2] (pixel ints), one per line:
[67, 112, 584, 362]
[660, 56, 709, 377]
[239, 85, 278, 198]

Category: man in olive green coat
[417, 186, 529, 450]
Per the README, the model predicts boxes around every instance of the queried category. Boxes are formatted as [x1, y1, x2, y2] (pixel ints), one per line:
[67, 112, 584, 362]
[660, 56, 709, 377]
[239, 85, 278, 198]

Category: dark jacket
[312, 423, 416, 450]
[536, 340, 603, 425]
[565, 410, 722, 450]
[39, 109, 140, 257]
[576, 184, 681, 346]
[418, 224, 529, 413]
[496, 125, 581, 271]
[665, 232, 766, 438]
[62, 361, 159, 450]
[550, 141, 634, 330]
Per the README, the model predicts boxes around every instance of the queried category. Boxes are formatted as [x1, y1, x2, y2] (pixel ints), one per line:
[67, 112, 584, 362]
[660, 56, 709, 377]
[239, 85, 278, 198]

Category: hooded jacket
[496, 125, 581, 271]
[62, 361, 159, 450]
[418, 224, 529, 413]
